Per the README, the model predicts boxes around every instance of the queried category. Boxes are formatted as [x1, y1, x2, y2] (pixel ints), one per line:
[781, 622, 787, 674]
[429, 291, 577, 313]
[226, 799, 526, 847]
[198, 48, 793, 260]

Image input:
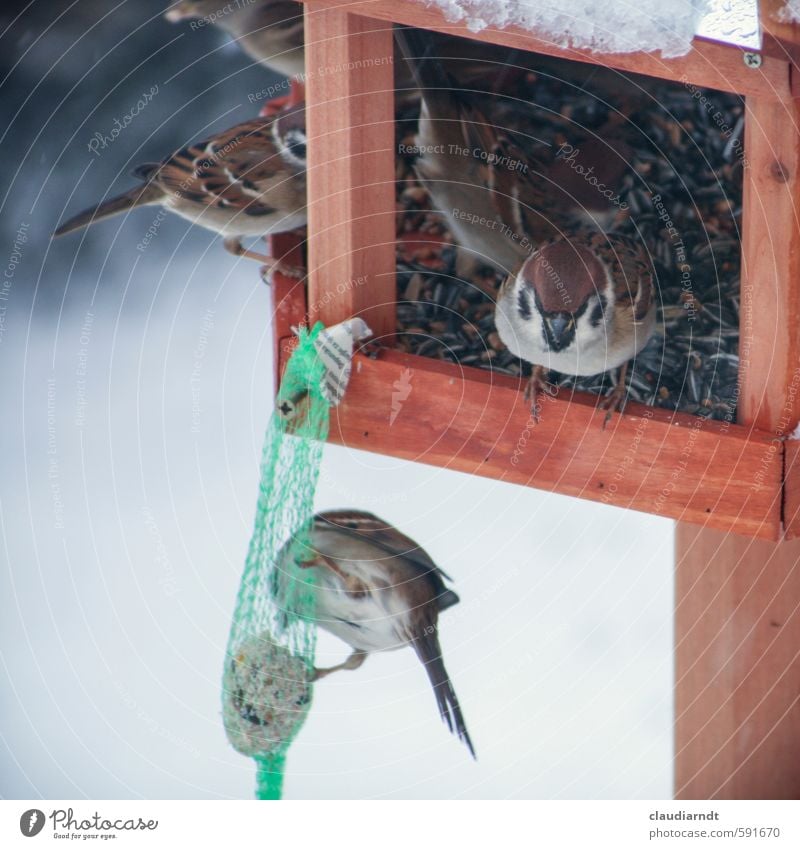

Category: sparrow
[494, 230, 656, 422]
[164, 2, 554, 93]
[394, 26, 632, 275]
[274, 510, 475, 757]
[54, 105, 307, 274]
[165, 0, 305, 78]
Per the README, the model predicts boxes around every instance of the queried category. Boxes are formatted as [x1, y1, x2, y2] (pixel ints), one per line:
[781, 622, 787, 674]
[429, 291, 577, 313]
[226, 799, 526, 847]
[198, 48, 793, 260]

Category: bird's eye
[590, 301, 605, 327]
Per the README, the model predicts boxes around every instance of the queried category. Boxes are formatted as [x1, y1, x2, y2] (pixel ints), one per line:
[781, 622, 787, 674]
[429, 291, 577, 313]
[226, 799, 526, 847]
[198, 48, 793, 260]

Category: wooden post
[761, 0, 800, 66]
[303, 3, 397, 339]
[268, 231, 307, 390]
[675, 94, 800, 798]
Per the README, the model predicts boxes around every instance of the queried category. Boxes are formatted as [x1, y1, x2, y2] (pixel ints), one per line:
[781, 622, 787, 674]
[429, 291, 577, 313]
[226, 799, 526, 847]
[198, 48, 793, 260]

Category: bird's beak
[545, 314, 574, 345]
[164, 2, 194, 22]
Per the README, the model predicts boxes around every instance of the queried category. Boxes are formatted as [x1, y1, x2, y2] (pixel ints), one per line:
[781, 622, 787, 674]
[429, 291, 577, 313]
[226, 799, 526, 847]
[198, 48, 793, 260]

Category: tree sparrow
[54, 105, 307, 273]
[495, 230, 656, 422]
[394, 27, 631, 275]
[274, 510, 475, 757]
[165, 0, 305, 78]
[163, 2, 583, 97]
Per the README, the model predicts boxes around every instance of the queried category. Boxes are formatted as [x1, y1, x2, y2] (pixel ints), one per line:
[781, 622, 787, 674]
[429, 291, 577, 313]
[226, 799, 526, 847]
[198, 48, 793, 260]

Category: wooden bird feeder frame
[271, 1, 800, 798]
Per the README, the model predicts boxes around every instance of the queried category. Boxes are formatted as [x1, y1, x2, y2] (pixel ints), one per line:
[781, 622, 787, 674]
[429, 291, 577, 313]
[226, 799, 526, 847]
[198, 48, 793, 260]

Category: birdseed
[394, 68, 743, 421]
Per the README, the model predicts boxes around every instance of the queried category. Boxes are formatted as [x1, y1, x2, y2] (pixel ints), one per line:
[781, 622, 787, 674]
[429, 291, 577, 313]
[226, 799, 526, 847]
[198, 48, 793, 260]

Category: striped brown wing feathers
[625, 243, 655, 323]
[453, 97, 566, 247]
[467, 116, 518, 228]
[152, 143, 211, 204]
[488, 135, 561, 246]
[588, 231, 654, 322]
[152, 120, 284, 213]
[314, 510, 456, 587]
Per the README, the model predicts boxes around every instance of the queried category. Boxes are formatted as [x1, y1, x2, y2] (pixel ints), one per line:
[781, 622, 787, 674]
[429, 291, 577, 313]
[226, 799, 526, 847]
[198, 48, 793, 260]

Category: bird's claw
[312, 649, 367, 681]
[260, 261, 306, 286]
[523, 369, 556, 423]
[599, 387, 627, 430]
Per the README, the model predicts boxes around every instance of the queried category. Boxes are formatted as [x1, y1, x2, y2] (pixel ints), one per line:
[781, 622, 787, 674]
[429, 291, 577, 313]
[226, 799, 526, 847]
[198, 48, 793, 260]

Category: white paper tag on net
[313, 318, 373, 406]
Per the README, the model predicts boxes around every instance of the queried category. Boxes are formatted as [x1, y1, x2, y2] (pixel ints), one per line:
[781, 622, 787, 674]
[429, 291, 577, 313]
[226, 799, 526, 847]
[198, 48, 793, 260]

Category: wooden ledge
[277, 341, 782, 540]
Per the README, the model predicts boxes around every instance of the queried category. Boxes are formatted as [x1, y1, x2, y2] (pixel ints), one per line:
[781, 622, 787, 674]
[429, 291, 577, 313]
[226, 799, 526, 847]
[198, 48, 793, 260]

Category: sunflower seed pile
[395, 70, 743, 421]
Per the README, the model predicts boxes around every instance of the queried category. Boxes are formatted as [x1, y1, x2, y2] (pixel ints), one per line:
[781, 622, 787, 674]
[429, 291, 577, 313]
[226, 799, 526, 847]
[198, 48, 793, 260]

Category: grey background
[0, 0, 674, 798]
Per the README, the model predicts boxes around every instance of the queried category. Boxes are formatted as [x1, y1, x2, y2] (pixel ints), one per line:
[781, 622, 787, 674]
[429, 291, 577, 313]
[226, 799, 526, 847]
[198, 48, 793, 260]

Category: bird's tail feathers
[395, 25, 498, 159]
[54, 182, 162, 237]
[414, 633, 475, 758]
[394, 26, 462, 118]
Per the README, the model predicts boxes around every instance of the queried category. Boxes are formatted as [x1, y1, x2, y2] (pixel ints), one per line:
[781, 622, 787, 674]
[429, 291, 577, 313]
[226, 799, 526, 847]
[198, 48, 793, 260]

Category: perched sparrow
[274, 510, 475, 757]
[548, 136, 632, 230]
[164, 2, 544, 105]
[495, 230, 656, 422]
[54, 105, 307, 273]
[165, 0, 305, 78]
[394, 27, 631, 275]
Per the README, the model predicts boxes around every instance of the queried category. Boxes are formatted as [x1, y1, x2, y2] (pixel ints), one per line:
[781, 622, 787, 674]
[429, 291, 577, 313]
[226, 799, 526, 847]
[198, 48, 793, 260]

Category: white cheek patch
[496, 287, 546, 360]
[279, 129, 307, 170]
[574, 312, 604, 352]
[529, 310, 547, 352]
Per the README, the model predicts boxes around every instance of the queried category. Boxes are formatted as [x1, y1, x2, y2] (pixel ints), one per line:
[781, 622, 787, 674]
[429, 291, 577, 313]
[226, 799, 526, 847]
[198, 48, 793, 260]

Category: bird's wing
[437, 93, 566, 249]
[482, 128, 558, 245]
[150, 119, 291, 214]
[314, 511, 455, 584]
[592, 231, 655, 322]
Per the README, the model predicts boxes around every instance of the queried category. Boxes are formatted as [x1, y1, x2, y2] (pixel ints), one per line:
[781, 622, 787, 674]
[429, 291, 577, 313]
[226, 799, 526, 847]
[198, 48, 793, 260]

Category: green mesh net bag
[222, 323, 329, 800]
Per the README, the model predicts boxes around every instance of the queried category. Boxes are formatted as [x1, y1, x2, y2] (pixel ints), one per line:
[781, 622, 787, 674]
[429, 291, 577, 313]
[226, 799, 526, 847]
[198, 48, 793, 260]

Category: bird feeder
[270, 0, 800, 799]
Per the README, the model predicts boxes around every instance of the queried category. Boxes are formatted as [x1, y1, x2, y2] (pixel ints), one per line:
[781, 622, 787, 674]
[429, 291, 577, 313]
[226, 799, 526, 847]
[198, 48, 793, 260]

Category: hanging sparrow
[394, 27, 632, 275]
[494, 230, 656, 423]
[274, 510, 475, 757]
[54, 105, 307, 274]
[165, 1, 305, 78]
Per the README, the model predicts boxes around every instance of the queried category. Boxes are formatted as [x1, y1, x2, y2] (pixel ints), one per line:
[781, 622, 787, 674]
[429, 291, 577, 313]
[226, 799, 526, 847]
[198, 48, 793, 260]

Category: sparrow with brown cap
[394, 26, 632, 276]
[274, 510, 475, 757]
[54, 104, 307, 275]
[495, 230, 656, 423]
